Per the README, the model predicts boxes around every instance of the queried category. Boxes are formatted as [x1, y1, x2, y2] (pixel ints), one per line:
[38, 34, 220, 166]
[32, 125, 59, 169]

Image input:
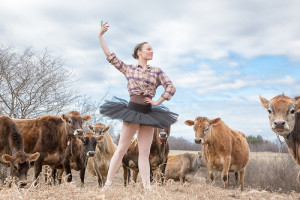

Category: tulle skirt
[99, 97, 178, 128]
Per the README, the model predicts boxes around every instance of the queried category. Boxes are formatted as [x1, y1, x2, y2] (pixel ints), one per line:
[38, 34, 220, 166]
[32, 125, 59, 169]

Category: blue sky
[1, 0, 300, 142]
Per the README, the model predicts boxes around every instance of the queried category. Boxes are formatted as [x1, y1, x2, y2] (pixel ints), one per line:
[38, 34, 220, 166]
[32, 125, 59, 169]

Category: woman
[98, 21, 178, 190]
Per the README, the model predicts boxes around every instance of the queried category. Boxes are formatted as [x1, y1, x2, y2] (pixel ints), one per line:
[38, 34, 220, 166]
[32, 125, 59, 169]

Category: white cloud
[1, 0, 300, 141]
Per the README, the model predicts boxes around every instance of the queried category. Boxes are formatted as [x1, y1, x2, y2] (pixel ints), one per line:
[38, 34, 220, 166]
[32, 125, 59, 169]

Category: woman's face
[138, 43, 153, 61]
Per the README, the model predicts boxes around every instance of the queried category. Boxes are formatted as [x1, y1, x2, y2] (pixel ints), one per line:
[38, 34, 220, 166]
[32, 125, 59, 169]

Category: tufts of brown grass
[245, 152, 300, 192]
[0, 177, 298, 200]
[0, 164, 298, 200]
[1, 152, 300, 199]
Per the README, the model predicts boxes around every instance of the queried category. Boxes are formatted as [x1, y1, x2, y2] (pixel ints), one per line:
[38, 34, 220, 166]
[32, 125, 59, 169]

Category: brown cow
[185, 117, 249, 191]
[122, 126, 171, 186]
[13, 111, 91, 184]
[260, 94, 300, 183]
[0, 116, 40, 187]
[164, 152, 205, 183]
[48, 132, 103, 185]
[86, 123, 117, 187]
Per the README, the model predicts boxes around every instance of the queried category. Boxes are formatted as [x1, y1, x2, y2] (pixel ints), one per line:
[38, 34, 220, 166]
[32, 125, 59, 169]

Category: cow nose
[74, 129, 84, 136]
[87, 151, 95, 157]
[19, 181, 27, 187]
[274, 121, 285, 128]
[194, 139, 202, 144]
[160, 133, 167, 138]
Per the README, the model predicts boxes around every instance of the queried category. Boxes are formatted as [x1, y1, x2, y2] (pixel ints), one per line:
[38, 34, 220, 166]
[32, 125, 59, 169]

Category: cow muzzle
[18, 179, 27, 188]
[194, 138, 202, 144]
[74, 129, 84, 136]
[86, 151, 95, 157]
[272, 120, 289, 134]
[159, 132, 168, 139]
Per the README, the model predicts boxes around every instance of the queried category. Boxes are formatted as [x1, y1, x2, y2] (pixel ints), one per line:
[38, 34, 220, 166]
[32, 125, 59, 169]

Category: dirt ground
[0, 151, 299, 200]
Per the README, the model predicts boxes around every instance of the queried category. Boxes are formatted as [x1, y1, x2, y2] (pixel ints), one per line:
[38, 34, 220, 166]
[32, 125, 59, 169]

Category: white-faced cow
[260, 94, 300, 183]
[13, 111, 91, 184]
[0, 116, 40, 187]
[86, 123, 117, 187]
[185, 117, 249, 191]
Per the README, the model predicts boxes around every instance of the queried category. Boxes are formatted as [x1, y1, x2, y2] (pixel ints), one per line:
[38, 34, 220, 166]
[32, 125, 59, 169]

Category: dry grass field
[0, 151, 299, 200]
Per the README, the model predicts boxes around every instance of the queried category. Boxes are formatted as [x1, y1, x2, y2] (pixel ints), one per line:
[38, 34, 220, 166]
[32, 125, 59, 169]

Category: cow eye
[267, 109, 272, 114]
[205, 128, 209, 132]
[68, 120, 72, 124]
[14, 166, 18, 170]
[290, 109, 295, 114]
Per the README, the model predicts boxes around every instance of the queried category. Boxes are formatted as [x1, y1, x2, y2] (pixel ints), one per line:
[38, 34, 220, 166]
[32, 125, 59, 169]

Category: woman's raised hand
[99, 21, 109, 37]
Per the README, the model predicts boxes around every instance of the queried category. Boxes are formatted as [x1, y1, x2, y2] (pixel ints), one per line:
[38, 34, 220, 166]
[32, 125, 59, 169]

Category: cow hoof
[210, 173, 215, 181]
[67, 175, 72, 182]
[223, 175, 228, 182]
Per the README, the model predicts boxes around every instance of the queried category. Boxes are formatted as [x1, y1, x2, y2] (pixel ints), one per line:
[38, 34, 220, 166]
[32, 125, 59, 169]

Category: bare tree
[0, 45, 78, 118]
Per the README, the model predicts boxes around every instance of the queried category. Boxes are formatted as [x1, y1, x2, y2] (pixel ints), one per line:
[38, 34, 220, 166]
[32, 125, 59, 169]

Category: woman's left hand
[143, 97, 159, 106]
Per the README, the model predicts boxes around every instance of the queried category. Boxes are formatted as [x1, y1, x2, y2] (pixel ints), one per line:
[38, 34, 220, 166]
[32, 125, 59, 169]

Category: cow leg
[234, 172, 239, 185]
[133, 170, 139, 183]
[79, 168, 85, 186]
[150, 169, 153, 183]
[93, 161, 103, 187]
[123, 165, 129, 186]
[239, 170, 245, 191]
[63, 160, 72, 182]
[179, 173, 185, 184]
[33, 156, 44, 186]
[221, 156, 231, 188]
[205, 162, 215, 182]
[57, 169, 63, 184]
[160, 162, 167, 185]
[52, 168, 57, 185]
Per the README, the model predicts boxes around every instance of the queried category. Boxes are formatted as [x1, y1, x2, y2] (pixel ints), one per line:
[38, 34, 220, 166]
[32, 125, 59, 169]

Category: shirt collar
[136, 64, 151, 70]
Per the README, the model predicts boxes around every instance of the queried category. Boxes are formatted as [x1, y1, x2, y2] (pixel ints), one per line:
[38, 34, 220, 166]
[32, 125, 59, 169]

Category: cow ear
[209, 118, 221, 125]
[2, 154, 12, 163]
[104, 126, 111, 132]
[259, 96, 269, 109]
[296, 99, 300, 113]
[28, 152, 40, 162]
[82, 115, 92, 122]
[61, 114, 69, 122]
[96, 135, 104, 142]
[185, 120, 195, 126]
[88, 125, 94, 131]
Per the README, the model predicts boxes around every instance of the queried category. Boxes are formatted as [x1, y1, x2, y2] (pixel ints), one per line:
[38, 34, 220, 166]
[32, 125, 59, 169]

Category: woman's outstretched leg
[105, 122, 139, 186]
[137, 125, 154, 190]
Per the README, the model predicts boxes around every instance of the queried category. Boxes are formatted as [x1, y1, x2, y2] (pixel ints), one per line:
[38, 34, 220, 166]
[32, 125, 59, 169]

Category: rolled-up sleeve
[158, 68, 176, 100]
[106, 53, 127, 74]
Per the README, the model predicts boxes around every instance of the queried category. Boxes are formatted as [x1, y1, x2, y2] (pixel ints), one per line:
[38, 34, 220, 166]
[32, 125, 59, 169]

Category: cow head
[61, 111, 91, 137]
[89, 123, 111, 136]
[259, 94, 300, 137]
[2, 151, 40, 187]
[185, 117, 221, 144]
[78, 132, 104, 157]
[157, 126, 171, 141]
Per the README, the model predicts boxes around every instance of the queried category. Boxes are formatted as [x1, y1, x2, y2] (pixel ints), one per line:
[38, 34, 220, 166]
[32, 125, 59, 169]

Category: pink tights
[105, 122, 154, 189]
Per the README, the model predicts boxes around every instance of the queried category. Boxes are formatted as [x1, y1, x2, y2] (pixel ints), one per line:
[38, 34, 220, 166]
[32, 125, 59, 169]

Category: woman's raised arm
[98, 21, 111, 57]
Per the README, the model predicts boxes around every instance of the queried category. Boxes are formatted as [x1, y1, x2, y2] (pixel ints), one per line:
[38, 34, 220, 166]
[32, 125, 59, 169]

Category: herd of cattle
[0, 94, 300, 192]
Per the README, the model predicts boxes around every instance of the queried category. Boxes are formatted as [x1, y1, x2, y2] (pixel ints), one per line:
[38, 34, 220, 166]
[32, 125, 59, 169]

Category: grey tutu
[99, 97, 178, 128]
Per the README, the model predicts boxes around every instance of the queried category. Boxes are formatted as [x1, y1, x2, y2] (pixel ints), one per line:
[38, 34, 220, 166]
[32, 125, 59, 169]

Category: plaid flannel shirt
[106, 53, 176, 100]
